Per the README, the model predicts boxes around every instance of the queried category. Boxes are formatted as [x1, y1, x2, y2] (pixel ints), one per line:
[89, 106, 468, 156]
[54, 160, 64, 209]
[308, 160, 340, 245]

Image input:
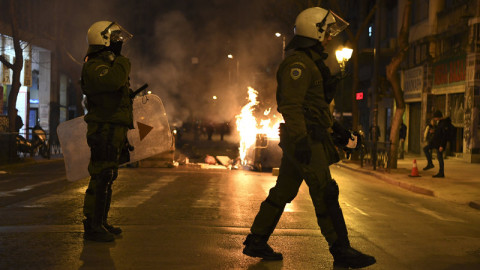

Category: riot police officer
[81, 21, 133, 242]
[243, 7, 376, 268]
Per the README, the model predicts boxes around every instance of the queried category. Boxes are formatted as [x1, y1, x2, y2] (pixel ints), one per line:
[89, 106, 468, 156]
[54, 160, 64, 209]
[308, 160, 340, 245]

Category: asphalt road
[0, 160, 479, 269]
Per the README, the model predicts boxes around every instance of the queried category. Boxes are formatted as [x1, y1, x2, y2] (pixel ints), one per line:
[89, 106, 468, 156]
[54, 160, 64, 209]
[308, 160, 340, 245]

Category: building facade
[400, 0, 480, 162]
[0, 0, 82, 159]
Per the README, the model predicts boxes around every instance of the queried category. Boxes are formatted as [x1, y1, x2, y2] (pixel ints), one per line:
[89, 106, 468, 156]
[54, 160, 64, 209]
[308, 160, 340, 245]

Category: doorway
[408, 102, 421, 154]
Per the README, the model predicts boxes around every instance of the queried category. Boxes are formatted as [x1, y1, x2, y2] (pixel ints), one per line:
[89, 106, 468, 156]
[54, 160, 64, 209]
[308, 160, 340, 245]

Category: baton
[130, 83, 149, 99]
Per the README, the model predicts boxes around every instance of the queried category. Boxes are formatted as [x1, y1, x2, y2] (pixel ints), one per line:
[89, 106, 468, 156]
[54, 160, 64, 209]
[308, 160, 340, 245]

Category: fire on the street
[235, 86, 284, 165]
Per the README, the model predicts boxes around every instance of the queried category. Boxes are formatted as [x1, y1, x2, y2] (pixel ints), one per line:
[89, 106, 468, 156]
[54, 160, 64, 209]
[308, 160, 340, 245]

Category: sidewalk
[338, 154, 480, 211]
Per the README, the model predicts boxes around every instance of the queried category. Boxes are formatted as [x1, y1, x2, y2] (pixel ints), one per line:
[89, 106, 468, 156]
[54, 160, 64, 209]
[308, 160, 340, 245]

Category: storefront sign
[433, 55, 466, 88]
[23, 59, 32, 87]
[403, 66, 423, 101]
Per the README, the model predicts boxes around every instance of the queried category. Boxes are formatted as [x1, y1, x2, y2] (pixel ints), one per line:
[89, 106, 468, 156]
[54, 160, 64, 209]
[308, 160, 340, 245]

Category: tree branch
[0, 55, 14, 69]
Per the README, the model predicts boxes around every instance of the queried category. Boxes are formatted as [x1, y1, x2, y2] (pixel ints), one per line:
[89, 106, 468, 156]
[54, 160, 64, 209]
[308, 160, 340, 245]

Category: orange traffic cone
[408, 159, 421, 177]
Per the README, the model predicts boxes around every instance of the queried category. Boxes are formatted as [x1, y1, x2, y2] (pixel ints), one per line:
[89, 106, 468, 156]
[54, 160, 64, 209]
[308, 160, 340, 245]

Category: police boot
[83, 218, 92, 234]
[103, 186, 122, 235]
[329, 241, 376, 269]
[243, 234, 283, 261]
[84, 181, 114, 242]
[325, 180, 375, 268]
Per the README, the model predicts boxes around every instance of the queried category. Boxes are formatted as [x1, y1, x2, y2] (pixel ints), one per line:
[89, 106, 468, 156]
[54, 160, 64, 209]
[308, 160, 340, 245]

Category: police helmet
[87, 21, 133, 47]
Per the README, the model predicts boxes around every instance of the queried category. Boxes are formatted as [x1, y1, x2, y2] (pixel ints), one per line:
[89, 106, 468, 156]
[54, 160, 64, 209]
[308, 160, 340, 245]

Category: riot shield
[57, 94, 172, 181]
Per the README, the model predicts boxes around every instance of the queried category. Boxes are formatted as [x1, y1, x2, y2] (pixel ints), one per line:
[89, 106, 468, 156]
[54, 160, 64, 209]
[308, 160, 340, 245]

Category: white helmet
[294, 7, 348, 42]
[87, 21, 133, 47]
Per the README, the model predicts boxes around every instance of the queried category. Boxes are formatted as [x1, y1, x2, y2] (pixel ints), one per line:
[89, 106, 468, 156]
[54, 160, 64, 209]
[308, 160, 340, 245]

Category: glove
[331, 122, 352, 147]
[294, 136, 312, 164]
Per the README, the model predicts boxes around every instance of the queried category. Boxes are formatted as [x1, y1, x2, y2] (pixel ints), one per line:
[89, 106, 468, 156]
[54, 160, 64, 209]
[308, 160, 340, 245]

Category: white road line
[0, 177, 65, 198]
[343, 201, 370, 216]
[193, 178, 220, 208]
[21, 187, 86, 208]
[416, 207, 466, 223]
[113, 176, 178, 207]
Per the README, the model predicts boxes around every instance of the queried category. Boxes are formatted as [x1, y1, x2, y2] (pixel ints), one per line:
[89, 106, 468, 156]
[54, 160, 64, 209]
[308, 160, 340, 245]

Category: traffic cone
[408, 159, 421, 177]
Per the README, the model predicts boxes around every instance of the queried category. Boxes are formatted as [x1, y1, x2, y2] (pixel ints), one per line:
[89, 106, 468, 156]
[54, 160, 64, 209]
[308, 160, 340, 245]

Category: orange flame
[236, 86, 284, 165]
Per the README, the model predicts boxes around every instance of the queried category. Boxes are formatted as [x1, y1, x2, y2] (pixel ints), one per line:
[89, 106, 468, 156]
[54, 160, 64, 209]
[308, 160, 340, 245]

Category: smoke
[60, 1, 344, 128]
[126, 1, 286, 127]
[129, 11, 195, 126]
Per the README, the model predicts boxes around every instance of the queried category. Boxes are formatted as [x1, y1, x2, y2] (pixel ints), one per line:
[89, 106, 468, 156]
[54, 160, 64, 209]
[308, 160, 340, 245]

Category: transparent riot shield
[57, 94, 172, 181]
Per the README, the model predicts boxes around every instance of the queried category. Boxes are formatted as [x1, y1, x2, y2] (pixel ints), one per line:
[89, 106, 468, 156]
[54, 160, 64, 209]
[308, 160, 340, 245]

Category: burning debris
[235, 86, 284, 170]
[167, 86, 283, 171]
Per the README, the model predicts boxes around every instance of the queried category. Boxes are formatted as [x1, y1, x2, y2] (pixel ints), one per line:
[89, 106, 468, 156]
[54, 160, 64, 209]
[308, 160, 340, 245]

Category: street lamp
[227, 54, 239, 84]
[332, 47, 353, 115]
[275, 32, 286, 59]
[335, 47, 353, 73]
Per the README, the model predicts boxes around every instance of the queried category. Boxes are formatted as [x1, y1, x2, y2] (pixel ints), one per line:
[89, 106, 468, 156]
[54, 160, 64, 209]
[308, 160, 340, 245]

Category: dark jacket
[429, 117, 451, 148]
[81, 51, 133, 128]
[399, 123, 407, 140]
[276, 47, 340, 164]
[276, 48, 333, 143]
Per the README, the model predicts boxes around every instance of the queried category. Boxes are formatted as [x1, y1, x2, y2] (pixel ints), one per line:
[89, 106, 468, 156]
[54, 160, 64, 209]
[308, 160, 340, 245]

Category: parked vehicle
[16, 124, 50, 159]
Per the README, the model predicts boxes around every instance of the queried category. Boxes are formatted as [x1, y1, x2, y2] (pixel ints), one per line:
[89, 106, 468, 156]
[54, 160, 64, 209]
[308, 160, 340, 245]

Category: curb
[336, 162, 435, 197]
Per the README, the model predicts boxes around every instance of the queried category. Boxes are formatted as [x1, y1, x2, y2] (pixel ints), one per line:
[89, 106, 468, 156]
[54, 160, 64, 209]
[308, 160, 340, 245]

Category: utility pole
[372, 0, 382, 170]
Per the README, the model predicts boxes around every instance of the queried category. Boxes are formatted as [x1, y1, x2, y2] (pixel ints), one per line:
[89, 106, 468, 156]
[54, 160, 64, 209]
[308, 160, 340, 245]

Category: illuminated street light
[227, 54, 233, 59]
[213, 96, 217, 100]
[275, 32, 286, 59]
[335, 47, 353, 73]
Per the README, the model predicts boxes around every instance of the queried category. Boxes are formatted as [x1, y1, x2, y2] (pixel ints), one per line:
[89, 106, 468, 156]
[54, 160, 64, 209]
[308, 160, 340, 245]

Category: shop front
[430, 54, 466, 155]
[402, 65, 423, 154]
[1, 34, 52, 160]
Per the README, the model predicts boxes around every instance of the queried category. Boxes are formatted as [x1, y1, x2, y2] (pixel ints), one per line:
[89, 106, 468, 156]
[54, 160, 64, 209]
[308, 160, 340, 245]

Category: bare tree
[0, 0, 23, 133]
[386, 0, 412, 169]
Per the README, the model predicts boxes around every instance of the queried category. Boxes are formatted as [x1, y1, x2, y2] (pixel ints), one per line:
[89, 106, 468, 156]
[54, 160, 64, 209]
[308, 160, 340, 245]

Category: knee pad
[324, 179, 340, 205]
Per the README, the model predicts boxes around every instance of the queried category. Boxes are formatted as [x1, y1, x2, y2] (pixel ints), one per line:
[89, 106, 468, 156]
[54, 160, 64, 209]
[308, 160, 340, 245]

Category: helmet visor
[102, 22, 133, 43]
[325, 11, 349, 37]
[110, 25, 133, 43]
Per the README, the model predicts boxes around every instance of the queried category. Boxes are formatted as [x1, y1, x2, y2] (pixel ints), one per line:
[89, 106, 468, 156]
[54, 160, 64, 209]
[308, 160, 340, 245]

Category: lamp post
[275, 32, 286, 59]
[227, 54, 239, 85]
[335, 47, 353, 74]
[333, 47, 353, 115]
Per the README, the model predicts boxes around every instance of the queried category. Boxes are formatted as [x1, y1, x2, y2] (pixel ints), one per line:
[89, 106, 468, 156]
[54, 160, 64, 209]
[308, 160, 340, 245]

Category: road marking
[113, 176, 178, 207]
[21, 187, 85, 208]
[415, 207, 466, 223]
[343, 201, 370, 216]
[0, 177, 65, 198]
[193, 178, 220, 208]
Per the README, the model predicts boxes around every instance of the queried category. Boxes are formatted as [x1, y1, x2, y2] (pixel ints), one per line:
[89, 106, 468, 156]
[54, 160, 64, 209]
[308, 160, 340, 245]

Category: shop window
[429, 95, 446, 118]
[449, 93, 464, 127]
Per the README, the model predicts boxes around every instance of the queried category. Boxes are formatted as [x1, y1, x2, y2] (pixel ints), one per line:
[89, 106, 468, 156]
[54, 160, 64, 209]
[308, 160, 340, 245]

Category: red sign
[356, 92, 363, 100]
[433, 58, 465, 86]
